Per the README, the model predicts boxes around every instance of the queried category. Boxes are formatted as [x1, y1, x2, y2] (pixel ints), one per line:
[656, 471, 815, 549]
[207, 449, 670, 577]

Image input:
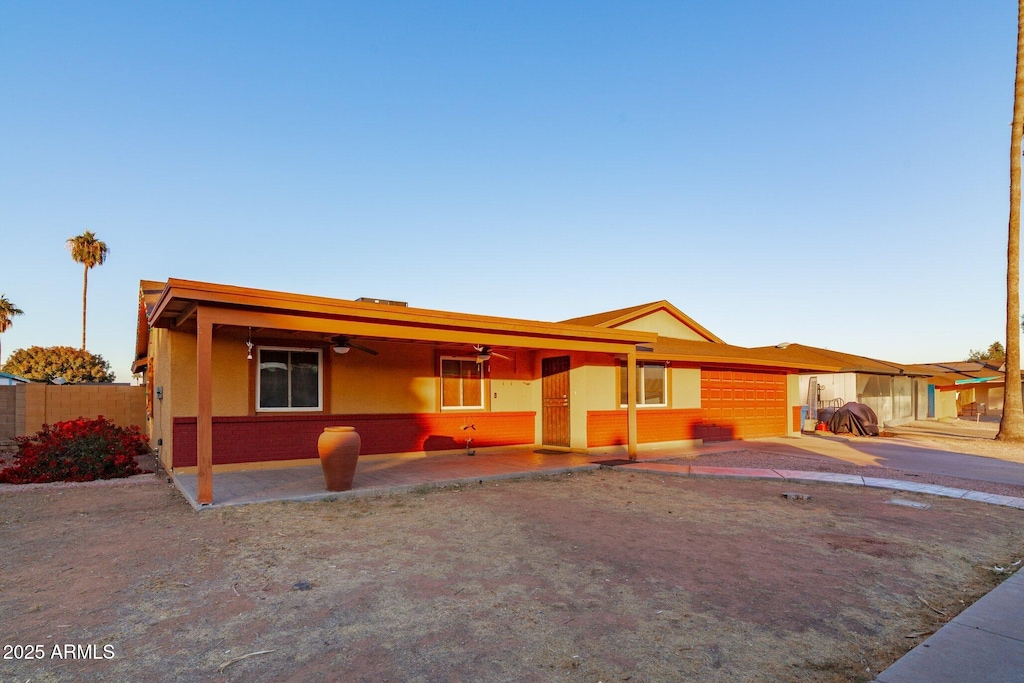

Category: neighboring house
[906, 361, 1023, 418]
[133, 280, 836, 504]
[0, 371, 31, 386]
[761, 345, 934, 427]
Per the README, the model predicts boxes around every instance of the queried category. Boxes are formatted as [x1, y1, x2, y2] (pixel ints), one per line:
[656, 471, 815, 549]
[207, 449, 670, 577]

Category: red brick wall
[171, 411, 536, 468]
[587, 408, 703, 447]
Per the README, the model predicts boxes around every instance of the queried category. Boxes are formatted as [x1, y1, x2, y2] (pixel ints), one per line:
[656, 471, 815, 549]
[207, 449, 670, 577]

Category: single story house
[906, 361, 1024, 418]
[133, 279, 837, 504]
[0, 371, 31, 386]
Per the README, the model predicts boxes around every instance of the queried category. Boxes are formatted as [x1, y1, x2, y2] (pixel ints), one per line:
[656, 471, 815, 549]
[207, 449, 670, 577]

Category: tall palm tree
[66, 230, 109, 351]
[0, 294, 24, 362]
[999, 0, 1024, 442]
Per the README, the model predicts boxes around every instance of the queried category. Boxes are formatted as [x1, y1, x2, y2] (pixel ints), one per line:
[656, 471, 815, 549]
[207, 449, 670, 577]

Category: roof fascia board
[200, 306, 641, 353]
[772, 345, 926, 377]
[637, 352, 842, 372]
[151, 279, 657, 346]
[954, 376, 1003, 385]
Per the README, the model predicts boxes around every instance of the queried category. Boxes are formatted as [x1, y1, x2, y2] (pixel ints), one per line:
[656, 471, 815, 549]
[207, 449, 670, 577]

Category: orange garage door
[701, 369, 788, 441]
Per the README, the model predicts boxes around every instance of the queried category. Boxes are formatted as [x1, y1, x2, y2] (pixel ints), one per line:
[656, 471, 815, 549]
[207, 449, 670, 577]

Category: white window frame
[256, 346, 324, 412]
[440, 356, 486, 411]
[620, 361, 668, 408]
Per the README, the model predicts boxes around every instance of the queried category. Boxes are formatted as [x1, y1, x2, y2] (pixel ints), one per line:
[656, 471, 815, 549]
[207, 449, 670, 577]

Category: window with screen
[258, 348, 322, 411]
[619, 361, 667, 407]
[440, 357, 484, 409]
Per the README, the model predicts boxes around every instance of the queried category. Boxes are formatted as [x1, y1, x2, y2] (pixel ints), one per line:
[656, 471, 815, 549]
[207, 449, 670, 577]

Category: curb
[611, 463, 1024, 511]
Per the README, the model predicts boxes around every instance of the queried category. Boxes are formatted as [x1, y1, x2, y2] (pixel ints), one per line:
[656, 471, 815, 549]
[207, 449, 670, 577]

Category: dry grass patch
[1, 470, 1022, 682]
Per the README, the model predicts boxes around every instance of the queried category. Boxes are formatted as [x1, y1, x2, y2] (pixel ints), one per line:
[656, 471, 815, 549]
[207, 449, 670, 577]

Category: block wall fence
[0, 384, 146, 442]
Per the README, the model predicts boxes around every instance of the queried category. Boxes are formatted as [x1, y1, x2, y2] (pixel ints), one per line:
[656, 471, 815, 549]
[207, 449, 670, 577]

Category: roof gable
[560, 300, 723, 343]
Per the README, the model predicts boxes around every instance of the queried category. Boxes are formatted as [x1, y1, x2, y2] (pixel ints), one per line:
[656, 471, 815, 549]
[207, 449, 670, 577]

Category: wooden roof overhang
[929, 371, 1021, 389]
[749, 343, 932, 377]
[905, 361, 1019, 388]
[132, 280, 170, 374]
[147, 279, 658, 353]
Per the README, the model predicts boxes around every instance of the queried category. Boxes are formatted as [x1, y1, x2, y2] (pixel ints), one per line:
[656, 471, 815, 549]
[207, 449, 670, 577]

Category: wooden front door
[542, 356, 571, 447]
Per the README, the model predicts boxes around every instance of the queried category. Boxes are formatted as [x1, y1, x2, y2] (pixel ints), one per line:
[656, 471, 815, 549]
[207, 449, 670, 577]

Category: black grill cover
[827, 402, 880, 436]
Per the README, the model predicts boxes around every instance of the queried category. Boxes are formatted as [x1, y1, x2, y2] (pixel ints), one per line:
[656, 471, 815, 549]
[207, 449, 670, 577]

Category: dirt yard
[2, 469, 1023, 682]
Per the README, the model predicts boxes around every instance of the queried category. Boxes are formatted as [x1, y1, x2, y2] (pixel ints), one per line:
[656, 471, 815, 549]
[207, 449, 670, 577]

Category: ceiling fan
[473, 345, 510, 361]
[331, 335, 378, 356]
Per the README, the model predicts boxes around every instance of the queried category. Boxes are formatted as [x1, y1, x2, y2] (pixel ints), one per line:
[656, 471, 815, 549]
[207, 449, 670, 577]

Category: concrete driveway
[713, 431, 1024, 488]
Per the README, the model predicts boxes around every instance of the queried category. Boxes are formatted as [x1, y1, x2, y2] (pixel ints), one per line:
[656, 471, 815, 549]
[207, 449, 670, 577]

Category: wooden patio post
[627, 349, 638, 460]
[196, 305, 213, 505]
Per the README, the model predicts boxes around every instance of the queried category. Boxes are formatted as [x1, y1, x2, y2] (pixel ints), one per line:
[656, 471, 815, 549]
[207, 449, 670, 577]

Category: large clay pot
[317, 426, 361, 492]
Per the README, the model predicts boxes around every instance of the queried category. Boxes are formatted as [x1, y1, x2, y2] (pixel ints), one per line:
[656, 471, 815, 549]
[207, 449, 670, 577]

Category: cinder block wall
[0, 386, 17, 445]
[18, 384, 147, 436]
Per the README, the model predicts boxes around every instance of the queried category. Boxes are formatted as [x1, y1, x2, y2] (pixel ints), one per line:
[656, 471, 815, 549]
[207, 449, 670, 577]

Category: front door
[542, 356, 570, 447]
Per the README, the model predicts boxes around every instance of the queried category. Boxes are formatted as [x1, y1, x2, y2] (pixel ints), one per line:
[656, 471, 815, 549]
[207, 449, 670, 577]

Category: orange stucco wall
[330, 340, 435, 413]
[148, 328, 556, 465]
[150, 328, 250, 469]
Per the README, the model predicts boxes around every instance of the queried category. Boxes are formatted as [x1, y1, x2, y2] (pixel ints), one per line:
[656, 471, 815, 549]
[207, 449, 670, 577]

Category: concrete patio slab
[171, 446, 601, 509]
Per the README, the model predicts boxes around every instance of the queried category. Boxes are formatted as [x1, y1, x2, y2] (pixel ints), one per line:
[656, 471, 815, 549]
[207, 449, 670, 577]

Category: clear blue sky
[1, 1, 1019, 379]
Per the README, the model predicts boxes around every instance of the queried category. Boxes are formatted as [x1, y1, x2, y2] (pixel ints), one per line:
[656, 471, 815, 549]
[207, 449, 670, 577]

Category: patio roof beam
[203, 307, 640, 355]
[174, 302, 198, 328]
[638, 353, 841, 373]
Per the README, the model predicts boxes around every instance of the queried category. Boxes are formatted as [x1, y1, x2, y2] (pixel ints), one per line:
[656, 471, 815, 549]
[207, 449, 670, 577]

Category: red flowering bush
[0, 417, 150, 484]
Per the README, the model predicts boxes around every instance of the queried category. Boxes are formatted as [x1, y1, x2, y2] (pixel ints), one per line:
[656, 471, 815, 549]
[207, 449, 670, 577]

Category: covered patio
[170, 445, 604, 509]
[140, 279, 659, 506]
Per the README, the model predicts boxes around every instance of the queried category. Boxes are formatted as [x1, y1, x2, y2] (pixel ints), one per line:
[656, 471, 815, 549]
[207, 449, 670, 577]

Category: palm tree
[66, 230, 109, 351]
[999, 0, 1024, 442]
[0, 294, 24, 362]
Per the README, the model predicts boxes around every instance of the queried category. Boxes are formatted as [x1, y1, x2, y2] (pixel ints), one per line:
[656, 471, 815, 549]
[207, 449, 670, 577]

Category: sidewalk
[874, 568, 1024, 682]
[616, 461, 1024, 510]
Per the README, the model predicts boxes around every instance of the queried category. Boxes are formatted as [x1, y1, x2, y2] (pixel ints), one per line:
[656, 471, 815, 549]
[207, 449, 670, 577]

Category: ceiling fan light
[333, 345, 351, 354]
[477, 354, 491, 363]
